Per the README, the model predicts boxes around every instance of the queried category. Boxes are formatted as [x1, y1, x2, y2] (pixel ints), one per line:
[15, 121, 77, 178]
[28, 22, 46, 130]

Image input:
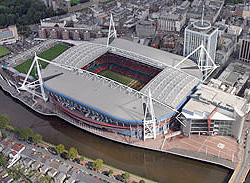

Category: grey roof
[141, 67, 200, 109]
[53, 41, 109, 68]
[43, 65, 169, 122]
[44, 38, 202, 122]
[0, 30, 13, 40]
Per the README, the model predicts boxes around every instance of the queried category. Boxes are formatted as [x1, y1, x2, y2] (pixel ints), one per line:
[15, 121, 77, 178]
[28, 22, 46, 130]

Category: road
[229, 122, 250, 183]
[4, 130, 122, 183]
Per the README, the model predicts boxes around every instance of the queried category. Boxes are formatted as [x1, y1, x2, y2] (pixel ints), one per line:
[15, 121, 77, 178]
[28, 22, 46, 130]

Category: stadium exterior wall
[44, 84, 177, 138]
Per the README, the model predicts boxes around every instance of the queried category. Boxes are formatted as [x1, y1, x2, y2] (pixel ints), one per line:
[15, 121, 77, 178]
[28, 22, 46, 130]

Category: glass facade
[188, 119, 234, 136]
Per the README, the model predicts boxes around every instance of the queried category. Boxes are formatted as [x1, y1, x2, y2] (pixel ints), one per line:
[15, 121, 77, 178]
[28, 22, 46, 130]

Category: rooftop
[187, 20, 217, 34]
[44, 38, 202, 122]
[192, 84, 247, 112]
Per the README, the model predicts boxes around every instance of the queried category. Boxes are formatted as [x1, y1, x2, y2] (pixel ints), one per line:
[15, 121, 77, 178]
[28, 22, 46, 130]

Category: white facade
[239, 37, 250, 63]
[157, 13, 186, 32]
[183, 20, 218, 65]
[181, 84, 247, 141]
[0, 25, 19, 45]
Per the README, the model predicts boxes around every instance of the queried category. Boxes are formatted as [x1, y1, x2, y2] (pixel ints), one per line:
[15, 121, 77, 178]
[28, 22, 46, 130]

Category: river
[0, 88, 232, 183]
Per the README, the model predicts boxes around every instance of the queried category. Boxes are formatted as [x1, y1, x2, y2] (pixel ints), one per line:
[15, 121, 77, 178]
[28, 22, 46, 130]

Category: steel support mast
[143, 89, 156, 140]
[19, 53, 48, 101]
[107, 14, 117, 47]
[174, 44, 219, 82]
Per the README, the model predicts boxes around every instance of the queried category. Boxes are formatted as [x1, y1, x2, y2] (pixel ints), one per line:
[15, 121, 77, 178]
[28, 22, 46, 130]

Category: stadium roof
[43, 64, 169, 122]
[43, 38, 202, 122]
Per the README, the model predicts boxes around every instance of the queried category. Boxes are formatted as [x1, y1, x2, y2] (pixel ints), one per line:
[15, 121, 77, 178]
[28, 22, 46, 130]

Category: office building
[181, 84, 247, 142]
[0, 25, 18, 45]
[157, 10, 187, 32]
[183, 20, 218, 64]
[239, 36, 250, 63]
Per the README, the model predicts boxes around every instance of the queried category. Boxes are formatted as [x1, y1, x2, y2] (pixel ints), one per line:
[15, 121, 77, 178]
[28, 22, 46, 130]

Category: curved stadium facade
[42, 38, 202, 139]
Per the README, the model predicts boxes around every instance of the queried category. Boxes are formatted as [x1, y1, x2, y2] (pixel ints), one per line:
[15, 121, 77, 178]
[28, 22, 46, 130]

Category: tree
[0, 154, 7, 166]
[0, 0, 61, 28]
[40, 175, 54, 183]
[20, 128, 34, 140]
[0, 114, 10, 129]
[139, 180, 146, 183]
[122, 172, 130, 181]
[0, 14, 5, 26]
[80, 155, 84, 162]
[93, 159, 103, 171]
[33, 134, 42, 143]
[67, 147, 78, 159]
[13, 127, 20, 135]
[108, 169, 113, 176]
[55, 144, 65, 155]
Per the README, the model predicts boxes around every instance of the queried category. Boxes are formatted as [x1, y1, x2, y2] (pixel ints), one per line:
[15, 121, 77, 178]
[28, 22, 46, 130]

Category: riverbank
[0, 70, 158, 183]
[0, 69, 239, 170]
[1, 126, 156, 183]
[38, 138, 157, 183]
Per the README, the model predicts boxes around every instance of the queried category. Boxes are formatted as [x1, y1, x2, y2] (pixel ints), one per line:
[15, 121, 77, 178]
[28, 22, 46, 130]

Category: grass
[99, 70, 134, 86]
[98, 69, 146, 90]
[15, 44, 70, 78]
[71, 0, 80, 5]
[0, 46, 11, 58]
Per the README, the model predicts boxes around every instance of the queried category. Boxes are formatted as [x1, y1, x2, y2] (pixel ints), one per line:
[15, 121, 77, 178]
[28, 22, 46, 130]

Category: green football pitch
[99, 70, 133, 85]
[15, 44, 70, 78]
[0, 46, 11, 58]
[98, 70, 145, 90]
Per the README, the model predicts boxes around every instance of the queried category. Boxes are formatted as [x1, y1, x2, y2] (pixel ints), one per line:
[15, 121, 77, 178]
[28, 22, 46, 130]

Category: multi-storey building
[0, 25, 19, 45]
[215, 34, 237, 65]
[181, 84, 247, 142]
[239, 36, 250, 63]
[157, 10, 186, 32]
[183, 20, 218, 64]
[136, 20, 156, 37]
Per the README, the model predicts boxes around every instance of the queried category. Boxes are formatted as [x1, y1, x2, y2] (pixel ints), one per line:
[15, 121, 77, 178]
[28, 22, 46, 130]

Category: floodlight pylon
[174, 44, 219, 82]
[18, 53, 48, 101]
[143, 89, 156, 140]
[107, 14, 117, 47]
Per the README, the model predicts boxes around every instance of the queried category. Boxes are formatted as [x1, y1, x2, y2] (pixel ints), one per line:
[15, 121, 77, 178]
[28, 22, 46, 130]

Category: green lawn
[99, 70, 134, 86]
[71, 0, 80, 5]
[98, 69, 148, 90]
[0, 46, 11, 58]
[15, 44, 70, 78]
[99, 70, 146, 90]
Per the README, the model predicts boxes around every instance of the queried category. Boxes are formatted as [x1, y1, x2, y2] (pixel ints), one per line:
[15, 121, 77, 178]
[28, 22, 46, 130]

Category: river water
[246, 173, 250, 183]
[0, 88, 232, 183]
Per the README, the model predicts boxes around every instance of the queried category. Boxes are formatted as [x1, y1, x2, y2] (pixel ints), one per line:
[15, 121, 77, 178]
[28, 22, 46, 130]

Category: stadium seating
[83, 53, 161, 85]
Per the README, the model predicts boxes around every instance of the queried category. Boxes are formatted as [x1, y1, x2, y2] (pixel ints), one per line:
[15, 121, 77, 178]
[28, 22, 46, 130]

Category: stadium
[37, 37, 202, 140]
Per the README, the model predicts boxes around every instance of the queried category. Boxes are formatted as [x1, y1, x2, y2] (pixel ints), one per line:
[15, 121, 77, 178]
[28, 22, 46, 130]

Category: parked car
[27, 137, 33, 144]
[73, 158, 80, 164]
[60, 152, 68, 160]
[48, 147, 58, 155]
